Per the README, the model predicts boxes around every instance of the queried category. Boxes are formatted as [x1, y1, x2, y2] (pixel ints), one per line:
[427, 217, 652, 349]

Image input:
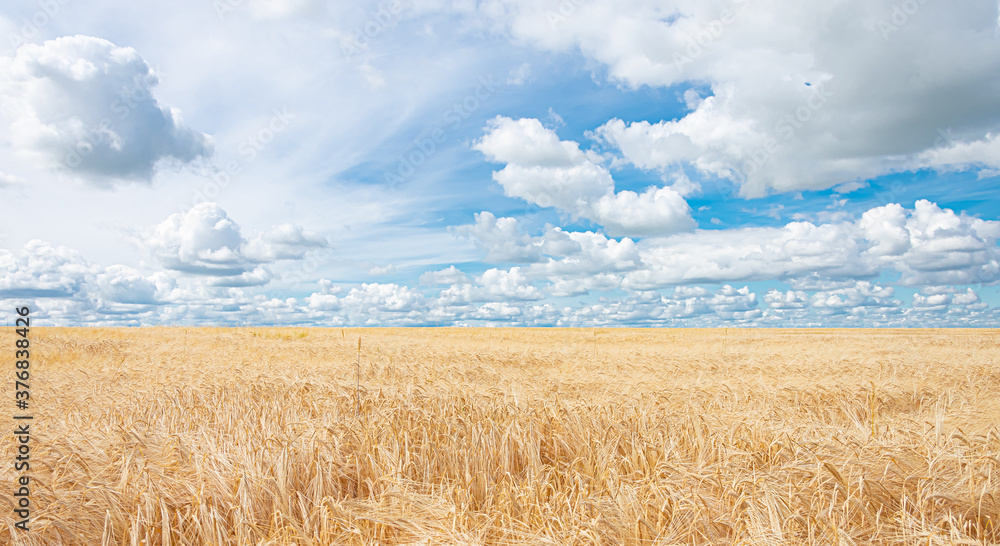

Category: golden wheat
[2, 327, 998, 544]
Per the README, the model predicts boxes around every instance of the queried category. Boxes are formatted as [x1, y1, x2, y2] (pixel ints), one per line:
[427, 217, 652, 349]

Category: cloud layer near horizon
[1, 199, 995, 326]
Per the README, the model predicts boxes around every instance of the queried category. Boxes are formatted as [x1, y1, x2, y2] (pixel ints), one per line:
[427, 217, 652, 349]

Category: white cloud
[244, 223, 328, 261]
[367, 264, 396, 276]
[547, 273, 620, 297]
[708, 284, 760, 320]
[0, 35, 212, 185]
[862, 200, 1000, 285]
[459, 200, 1000, 291]
[452, 211, 545, 263]
[764, 289, 810, 310]
[343, 282, 425, 315]
[143, 203, 329, 285]
[306, 292, 342, 312]
[0, 233, 993, 327]
[147, 203, 249, 276]
[477, 0, 1000, 196]
[479, 267, 543, 300]
[0, 171, 24, 187]
[0, 239, 93, 299]
[474, 116, 695, 236]
[419, 265, 469, 285]
[623, 220, 871, 289]
[786, 274, 857, 291]
[456, 213, 642, 281]
[474, 116, 612, 205]
[859, 203, 911, 256]
[672, 285, 710, 299]
[304, 280, 343, 311]
[470, 301, 523, 320]
[589, 186, 694, 237]
[94, 265, 173, 304]
[912, 291, 949, 311]
[0, 240, 174, 320]
[208, 267, 272, 288]
[809, 282, 899, 314]
[438, 266, 543, 304]
[913, 286, 988, 312]
[951, 288, 987, 309]
[0, 3, 997, 329]
[919, 132, 1000, 173]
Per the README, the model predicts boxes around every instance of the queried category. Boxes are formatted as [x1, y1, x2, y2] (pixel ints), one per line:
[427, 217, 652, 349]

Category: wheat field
[2, 327, 998, 545]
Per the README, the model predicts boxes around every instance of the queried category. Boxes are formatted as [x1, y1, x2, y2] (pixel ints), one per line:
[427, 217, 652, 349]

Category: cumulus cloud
[861, 200, 1000, 285]
[622, 221, 872, 289]
[438, 266, 543, 304]
[547, 273, 621, 297]
[473, 0, 1000, 196]
[470, 301, 523, 320]
[473, 116, 695, 236]
[147, 203, 249, 276]
[207, 267, 272, 288]
[912, 291, 950, 311]
[808, 282, 900, 315]
[304, 280, 343, 311]
[459, 200, 1000, 290]
[2, 3, 995, 329]
[708, 284, 761, 320]
[913, 286, 988, 312]
[456, 213, 642, 285]
[478, 267, 544, 301]
[764, 289, 810, 310]
[528, 284, 764, 326]
[419, 265, 469, 285]
[93, 265, 175, 306]
[786, 274, 857, 291]
[306, 291, 342, 312]
[452, 211, 546, 263]
[338, 283, 428, 324]
[245, 224, 328, 261]
[0, 35, 212, 184]
[0, 240, 174, 321]
[0, 234, 994, 327]
[0, 240, 93, 299]
[951, 288, 987, 309]
[143, 202, 329, 285]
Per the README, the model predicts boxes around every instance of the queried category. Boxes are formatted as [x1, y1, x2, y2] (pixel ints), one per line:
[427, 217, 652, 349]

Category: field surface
[2, 327, 999, 545]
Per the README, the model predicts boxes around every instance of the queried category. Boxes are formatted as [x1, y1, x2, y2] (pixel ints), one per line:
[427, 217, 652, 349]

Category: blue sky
[1, 0, 999, 326]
